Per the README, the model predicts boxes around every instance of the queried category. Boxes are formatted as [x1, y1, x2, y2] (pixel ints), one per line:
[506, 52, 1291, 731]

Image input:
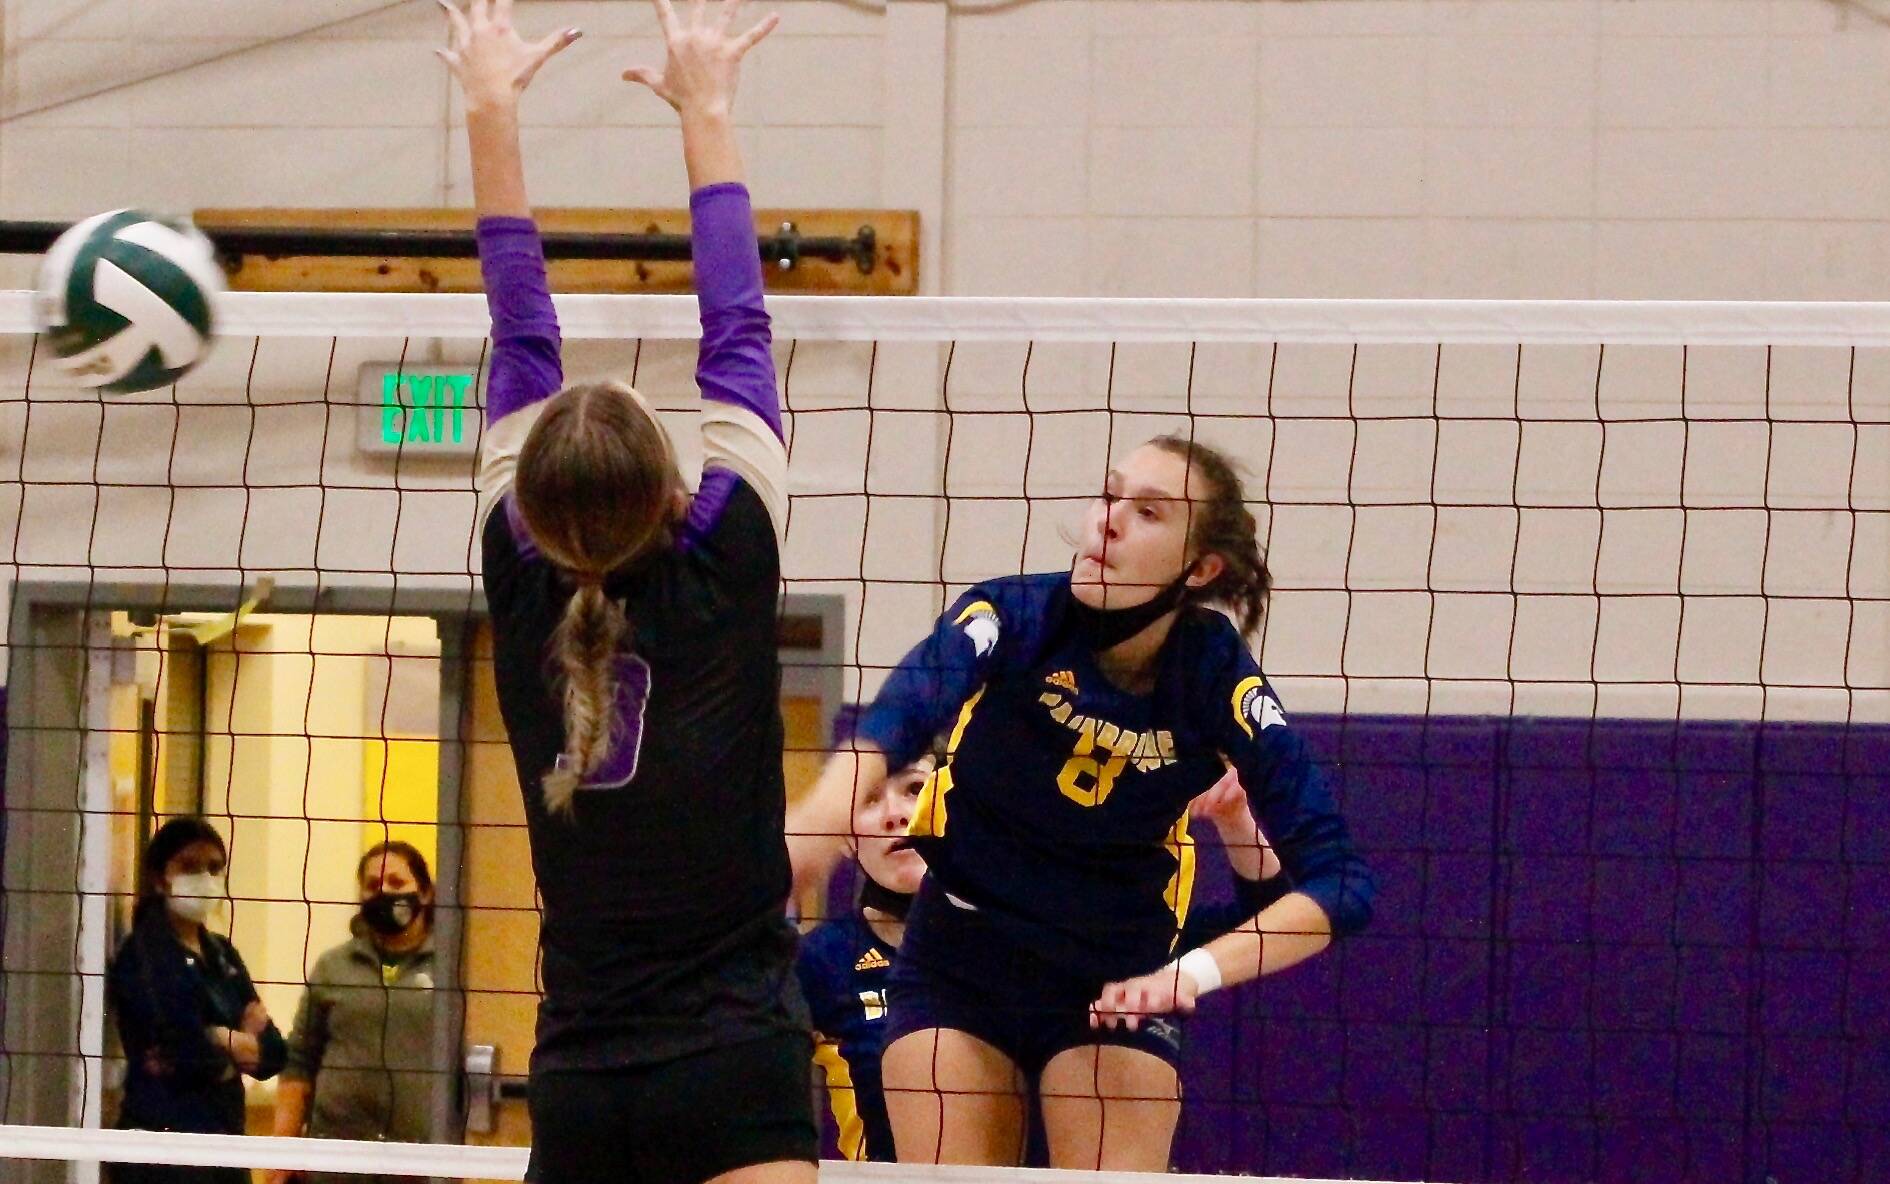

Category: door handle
[464, 1044, 499, 1135]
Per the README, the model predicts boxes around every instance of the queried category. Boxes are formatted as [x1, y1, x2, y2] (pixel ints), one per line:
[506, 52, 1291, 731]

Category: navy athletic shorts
[883, 880, 1184, 1077]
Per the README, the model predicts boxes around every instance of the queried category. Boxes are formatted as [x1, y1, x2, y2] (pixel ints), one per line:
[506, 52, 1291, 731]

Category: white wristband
[1175, 947, 1222, 997]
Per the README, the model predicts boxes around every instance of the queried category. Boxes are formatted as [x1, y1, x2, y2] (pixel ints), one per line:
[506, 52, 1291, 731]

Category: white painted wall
[0, 0, 1884, 723]
[948, 0, 1890, 299]
[9, 1, 1887, 292]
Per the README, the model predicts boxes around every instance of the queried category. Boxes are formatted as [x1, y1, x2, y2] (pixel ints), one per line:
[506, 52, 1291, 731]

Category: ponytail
[542, 579, 629, 816]
[514, 380, 679, 818]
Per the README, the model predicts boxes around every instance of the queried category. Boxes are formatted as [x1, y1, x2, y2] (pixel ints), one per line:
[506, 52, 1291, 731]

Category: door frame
[1, 579, 482, 1182]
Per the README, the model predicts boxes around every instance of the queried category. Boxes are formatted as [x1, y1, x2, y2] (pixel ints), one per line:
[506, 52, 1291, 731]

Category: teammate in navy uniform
[790, 436, 1375, 1169]
[449, 1, 814, 1180]
[794, 757, 929, 1163]
[796, 761, 1288, 1166]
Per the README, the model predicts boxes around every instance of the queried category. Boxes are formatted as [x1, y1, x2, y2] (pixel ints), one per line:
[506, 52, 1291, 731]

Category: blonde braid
[542, 579, 628, 816]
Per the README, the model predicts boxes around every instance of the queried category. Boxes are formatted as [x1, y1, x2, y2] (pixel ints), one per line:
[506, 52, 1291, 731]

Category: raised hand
[1189, 767, 1281, 882]
[437, 0, 581, 114]
[1188, 768, 1248, 833]
[623, 0, 779, 119]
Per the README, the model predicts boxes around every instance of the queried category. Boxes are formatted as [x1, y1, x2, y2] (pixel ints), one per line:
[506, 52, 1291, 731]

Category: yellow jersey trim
[1163, 808, 1197, 951]
[953, 600, 997, 625]
[1231, 675, 1266, 740]
[910, 687, 985, 840]
[812, 1037, 867, 1161]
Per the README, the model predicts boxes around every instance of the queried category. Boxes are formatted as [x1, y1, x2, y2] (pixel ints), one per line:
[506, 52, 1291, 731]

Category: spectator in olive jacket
[269, 841, 440, 1184]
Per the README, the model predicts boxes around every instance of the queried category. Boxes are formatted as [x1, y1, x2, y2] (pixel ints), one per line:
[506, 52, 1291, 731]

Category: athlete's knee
[1040, 1043, 1180, 1101]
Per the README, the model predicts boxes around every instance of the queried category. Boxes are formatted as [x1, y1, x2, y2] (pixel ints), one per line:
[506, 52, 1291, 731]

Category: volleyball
[32, 209, 222, 394]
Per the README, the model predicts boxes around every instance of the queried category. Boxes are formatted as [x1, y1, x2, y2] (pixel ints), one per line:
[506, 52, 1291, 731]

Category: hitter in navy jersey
[795, 762, 1288, 1166]
[790, 437, 1375, 1169]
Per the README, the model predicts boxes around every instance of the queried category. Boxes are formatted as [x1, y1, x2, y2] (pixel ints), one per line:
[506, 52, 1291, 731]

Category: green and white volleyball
[33, 209, 222, 394]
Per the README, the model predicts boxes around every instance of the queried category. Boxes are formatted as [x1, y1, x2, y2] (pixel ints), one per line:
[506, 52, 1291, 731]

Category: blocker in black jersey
[475, 114, 804, 1084]
[455, 1, 813, 1180]
[483, 480, 807, 1073]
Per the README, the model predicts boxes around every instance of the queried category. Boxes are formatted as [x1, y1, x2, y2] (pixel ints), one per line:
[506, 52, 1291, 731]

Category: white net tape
[8, 291, 1890, 344]
[0, 1125, 1420, 1184]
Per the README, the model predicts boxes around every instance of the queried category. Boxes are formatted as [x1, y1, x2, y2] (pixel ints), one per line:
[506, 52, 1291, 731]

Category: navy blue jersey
[856, 573, 1374, 983]
[795, 914, 895, 1161]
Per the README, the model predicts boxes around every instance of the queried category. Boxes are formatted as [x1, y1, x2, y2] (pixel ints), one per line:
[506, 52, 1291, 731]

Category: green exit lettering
[381, 372, 471, 447]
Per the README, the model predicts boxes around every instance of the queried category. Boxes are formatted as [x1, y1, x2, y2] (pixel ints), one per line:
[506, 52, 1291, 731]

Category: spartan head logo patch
[1232, 675, 1287, 739]
[955, 600, 1001, 658]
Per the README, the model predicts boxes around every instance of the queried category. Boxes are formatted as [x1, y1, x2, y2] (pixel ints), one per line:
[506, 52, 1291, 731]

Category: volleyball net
[0, 292, 1884, 1184]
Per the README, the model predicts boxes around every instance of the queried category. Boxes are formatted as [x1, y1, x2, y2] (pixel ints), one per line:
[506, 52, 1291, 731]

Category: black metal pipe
[0, 219, 879, 274]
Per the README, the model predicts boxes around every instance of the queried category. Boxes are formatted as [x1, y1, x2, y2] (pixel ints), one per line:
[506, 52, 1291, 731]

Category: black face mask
[858, 876, 914, 921]
[361, 892, 423, 937]
[1066, 567, 1194, 650]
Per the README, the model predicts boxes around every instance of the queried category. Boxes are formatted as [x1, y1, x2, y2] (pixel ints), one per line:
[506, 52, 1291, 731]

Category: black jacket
[108, 906, 287, 1134]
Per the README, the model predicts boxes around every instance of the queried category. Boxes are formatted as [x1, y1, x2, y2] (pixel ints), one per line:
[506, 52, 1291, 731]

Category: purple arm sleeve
[676, 183, 786, 549]
[476, 216, 562, 423]
[690, 182, 782, 438]
[679, 469, 743, 549]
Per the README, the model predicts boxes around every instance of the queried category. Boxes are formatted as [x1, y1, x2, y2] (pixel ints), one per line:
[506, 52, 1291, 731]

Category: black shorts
[526, 1032, 818, 1184]
[883, 882, 1184, 1078]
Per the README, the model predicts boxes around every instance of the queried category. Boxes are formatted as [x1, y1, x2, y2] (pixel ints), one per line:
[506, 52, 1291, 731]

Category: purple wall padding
[1171, 715, 1890, 1184]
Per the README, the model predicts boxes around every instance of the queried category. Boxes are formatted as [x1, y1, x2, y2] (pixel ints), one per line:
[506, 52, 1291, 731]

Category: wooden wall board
[196, 207, 919, 294]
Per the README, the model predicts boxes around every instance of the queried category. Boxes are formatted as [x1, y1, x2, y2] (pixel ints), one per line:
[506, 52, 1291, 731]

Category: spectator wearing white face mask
[107, 817, 286, 1184]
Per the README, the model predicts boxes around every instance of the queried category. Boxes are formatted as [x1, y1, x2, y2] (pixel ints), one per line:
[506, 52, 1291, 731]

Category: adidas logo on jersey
[1045, 669, 1079, 694]
[855, 947, 891, 972]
